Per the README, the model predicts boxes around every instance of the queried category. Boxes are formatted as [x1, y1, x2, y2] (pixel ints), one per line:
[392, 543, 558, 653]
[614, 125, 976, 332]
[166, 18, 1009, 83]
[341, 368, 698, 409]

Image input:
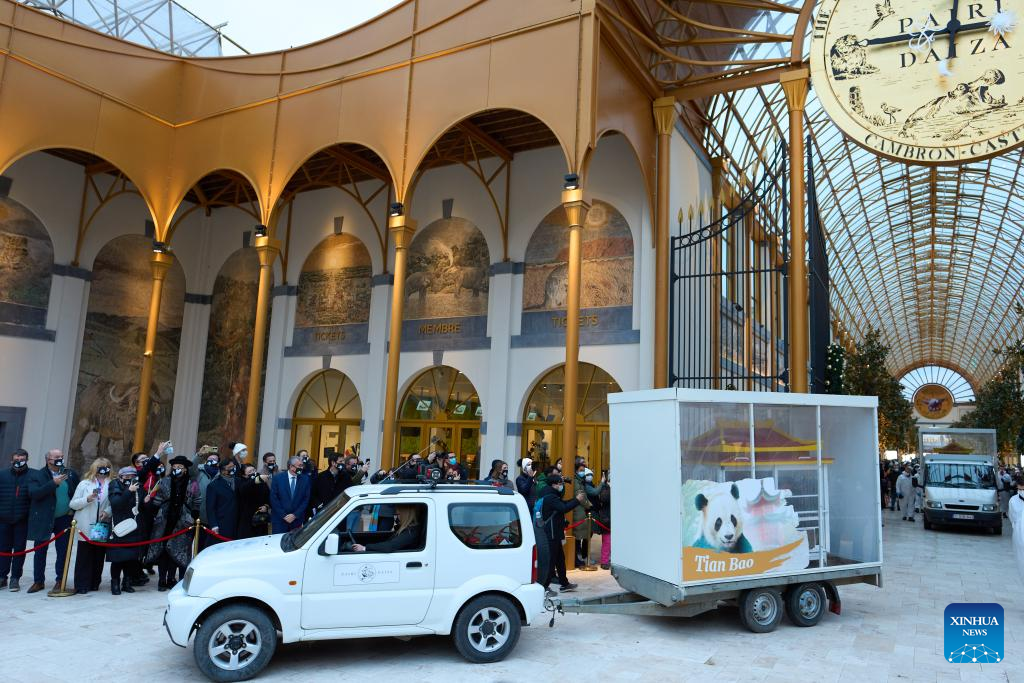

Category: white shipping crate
[608, 389, 882, 592]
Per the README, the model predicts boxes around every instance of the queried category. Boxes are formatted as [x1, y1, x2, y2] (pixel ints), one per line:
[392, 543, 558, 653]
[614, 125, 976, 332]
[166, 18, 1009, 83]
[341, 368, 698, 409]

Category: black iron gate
[669, 143, 790, 391]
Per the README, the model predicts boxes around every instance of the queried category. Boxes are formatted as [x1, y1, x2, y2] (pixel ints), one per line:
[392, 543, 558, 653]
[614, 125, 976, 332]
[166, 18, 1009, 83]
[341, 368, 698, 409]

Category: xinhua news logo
[944, 603, 1004, 664]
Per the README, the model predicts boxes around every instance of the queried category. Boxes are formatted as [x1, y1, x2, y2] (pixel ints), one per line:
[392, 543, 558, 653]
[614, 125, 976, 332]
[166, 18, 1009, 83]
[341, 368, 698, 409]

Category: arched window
[522, 363, 621, 475]
[0, 195, 53, 331]
[397, 366, 482, 478]
[290, 370, 362, 471]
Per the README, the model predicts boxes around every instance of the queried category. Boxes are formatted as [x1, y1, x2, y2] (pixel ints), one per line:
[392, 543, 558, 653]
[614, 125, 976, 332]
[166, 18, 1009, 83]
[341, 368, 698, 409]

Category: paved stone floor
[1, 508, 1020, 682]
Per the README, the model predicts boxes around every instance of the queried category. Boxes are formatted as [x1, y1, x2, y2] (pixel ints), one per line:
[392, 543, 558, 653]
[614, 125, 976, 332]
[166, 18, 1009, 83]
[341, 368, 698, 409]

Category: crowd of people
[0, 441, 370, 595]
[0, 437, 614, 599]
[880, 460, 1023, 523]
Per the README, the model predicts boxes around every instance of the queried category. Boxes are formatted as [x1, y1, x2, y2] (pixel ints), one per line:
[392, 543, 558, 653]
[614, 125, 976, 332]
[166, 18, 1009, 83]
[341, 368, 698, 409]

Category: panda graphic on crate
[693, 483, 753, 553]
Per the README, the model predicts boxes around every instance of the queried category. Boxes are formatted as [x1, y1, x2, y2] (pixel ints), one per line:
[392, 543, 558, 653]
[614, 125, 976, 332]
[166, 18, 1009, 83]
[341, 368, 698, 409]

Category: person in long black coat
[205, 461, 239, 544]
[236, 464, 270, 539]
[107, 468, 143, 595]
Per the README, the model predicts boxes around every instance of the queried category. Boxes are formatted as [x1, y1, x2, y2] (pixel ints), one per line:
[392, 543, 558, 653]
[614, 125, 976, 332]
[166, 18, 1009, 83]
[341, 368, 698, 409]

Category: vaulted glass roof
[628, 0, 1024, 386]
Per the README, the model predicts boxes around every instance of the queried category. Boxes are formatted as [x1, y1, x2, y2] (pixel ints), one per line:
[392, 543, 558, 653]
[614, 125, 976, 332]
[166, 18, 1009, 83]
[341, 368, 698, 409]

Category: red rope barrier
[591, 519, 610, 532]
[201, 527, 234, 542]
[0, 527, 70, 557]
[77, 524, 192, 548]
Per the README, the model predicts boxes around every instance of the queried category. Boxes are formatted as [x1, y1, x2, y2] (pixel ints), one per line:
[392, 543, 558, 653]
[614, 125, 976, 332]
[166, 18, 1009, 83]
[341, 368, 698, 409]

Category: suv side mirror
[321, 533, 340, 556]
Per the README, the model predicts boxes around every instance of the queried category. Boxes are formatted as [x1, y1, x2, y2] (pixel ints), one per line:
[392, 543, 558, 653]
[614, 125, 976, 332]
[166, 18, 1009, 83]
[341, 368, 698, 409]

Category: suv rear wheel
[452, 595, 522, 663]
[194, 604, 277, 682]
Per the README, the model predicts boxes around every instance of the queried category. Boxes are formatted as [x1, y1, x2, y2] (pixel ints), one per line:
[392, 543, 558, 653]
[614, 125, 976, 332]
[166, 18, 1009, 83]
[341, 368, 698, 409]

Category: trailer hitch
[543, 596, 564, 627]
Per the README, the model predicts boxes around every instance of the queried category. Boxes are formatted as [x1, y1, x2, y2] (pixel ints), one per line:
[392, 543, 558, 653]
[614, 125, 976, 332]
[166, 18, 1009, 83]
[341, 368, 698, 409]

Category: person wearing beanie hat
[107, 466, 142, 595]
[536, 473, 586, 597]
[516, 457, 539, 511]
[232, 443, 249, 461]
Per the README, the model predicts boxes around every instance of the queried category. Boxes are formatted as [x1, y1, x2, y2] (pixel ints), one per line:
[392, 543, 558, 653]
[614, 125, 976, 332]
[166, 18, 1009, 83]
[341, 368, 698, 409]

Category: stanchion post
[580, 513, 597, 571]
[192, 519, 201, 559]
[48, 520, 77, 597]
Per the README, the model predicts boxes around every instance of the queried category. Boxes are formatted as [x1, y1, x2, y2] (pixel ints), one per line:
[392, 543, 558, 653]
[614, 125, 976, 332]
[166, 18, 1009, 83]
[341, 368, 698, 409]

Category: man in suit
[271, 455, 311, 534]
[205, 459, 240, 544]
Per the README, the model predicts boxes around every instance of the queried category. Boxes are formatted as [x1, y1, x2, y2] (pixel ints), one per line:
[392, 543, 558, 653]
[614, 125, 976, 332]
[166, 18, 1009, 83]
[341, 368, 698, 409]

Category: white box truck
[552, 389, 882, 633]
[918, 428, 1001, 534]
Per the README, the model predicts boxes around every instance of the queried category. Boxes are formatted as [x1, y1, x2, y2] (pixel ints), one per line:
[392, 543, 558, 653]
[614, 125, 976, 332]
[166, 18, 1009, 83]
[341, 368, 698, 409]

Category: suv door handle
[406, 561, 422, 568]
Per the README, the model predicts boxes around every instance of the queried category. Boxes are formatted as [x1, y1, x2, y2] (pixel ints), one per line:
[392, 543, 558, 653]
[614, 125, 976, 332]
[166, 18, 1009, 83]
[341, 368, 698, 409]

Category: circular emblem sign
[913, 383, 955, 419]
[810, 0, 1024, 164]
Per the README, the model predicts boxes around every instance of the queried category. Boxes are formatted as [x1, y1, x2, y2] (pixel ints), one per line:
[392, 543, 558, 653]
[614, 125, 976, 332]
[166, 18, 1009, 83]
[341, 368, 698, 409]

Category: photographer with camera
[339, 455, 369, 492]
[26, 449, 79, 593]
[297, 449, 317, 477]
[260, 452, 278, 483]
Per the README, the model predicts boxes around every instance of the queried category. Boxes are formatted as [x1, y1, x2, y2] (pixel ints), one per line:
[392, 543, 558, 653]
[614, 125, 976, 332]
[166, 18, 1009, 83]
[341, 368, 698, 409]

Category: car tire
[193, 604, 277, 682]
[923, 519, 932, 530]
[739, 588, 783, 633]
[784, 583, 826, 627]
[994, 525, 1003, 536]
[452, 594, 522, 663]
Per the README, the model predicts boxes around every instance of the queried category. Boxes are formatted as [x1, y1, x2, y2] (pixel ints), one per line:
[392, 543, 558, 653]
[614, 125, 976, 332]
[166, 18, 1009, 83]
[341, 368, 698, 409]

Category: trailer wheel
[784, 583, 826, 627]
[739, 588, 783, 633]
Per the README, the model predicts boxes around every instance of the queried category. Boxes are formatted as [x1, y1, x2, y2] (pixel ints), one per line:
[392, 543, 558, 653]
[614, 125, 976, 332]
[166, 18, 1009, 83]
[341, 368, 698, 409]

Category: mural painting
[523, 200, 633, 312]
[0, 196, 53, 328]
[518, 199, 635, 346]
[70, 235, 184, 470]
[293, 233, 372, 353]
[197, 248, 263, 448]
[404, 217, 489, 320]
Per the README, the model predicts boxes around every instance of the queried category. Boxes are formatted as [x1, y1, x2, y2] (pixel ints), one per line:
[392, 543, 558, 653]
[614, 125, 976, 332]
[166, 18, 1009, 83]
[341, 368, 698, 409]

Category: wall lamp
[563, 174, 580, 191]
[389, 202, 404, 217]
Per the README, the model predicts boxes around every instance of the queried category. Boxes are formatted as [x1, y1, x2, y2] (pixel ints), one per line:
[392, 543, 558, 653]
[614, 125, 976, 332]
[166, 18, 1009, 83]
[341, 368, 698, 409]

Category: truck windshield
[926, 463, 996, 490]
[281, 492, 351, 552]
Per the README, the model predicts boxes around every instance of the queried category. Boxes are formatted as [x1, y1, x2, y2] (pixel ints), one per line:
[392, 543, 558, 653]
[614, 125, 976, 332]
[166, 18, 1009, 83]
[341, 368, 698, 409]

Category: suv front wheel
[452, 595, 522, 663]
[194, 604, 277, 682]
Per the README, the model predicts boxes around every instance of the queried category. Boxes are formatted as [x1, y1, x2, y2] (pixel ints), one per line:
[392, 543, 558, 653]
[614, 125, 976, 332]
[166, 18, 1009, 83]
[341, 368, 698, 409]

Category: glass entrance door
[291, 421, 361, 470]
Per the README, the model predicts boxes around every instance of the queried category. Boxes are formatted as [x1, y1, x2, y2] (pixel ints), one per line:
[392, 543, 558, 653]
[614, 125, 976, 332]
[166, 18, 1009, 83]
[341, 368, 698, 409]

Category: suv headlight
[926, 501, 943, 509]
[183, 567, 194, 594]
[982, 504, 997, 512]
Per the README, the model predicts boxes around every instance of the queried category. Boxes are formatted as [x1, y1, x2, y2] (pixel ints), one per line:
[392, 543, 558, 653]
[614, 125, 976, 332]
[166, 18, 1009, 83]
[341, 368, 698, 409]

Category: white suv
[164, 483, 543, 681]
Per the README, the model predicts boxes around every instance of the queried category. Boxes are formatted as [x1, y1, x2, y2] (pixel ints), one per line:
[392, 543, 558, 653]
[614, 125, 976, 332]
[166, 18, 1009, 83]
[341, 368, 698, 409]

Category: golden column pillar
[380, 214, 416, 468]
[133, 249, 175, 452]
[560, 186, 590, 465]
[652, 96, 676, 389]
[243, 234, 282, 452]
[781, 68, 810, 393]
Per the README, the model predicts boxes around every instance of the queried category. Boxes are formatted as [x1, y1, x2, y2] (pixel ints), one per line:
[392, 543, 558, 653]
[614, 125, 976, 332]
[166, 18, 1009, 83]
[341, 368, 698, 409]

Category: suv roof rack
[377, 483, 514, 496]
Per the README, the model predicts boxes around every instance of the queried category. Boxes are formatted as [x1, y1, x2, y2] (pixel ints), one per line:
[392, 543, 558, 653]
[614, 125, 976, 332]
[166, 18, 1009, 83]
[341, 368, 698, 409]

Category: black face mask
[12, 461, 27, 471]
[172, 468, 186, 477]
[250, 473, 260, 482]
[266, 463, 278, 472]
[53, 459, 64, 468]
[120, 478, 136, 486]
[155, 465, 166, 477]
[98, 467, 111, 476]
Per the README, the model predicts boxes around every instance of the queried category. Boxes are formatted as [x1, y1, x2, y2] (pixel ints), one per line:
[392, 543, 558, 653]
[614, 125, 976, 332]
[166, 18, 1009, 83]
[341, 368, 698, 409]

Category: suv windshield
[282, 492, 351, 551]
[926, 463, 996, 490]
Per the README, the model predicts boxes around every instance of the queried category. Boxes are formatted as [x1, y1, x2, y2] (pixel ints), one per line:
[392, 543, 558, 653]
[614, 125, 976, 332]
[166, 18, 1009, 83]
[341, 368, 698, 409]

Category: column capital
[653, 96, 677, 136]
[253, 236, 282, 267]
[779, 68, 810, 113]
[561, 188, 590, 229]
[150, 251, 175, 280]
[388, 215, 417, 248]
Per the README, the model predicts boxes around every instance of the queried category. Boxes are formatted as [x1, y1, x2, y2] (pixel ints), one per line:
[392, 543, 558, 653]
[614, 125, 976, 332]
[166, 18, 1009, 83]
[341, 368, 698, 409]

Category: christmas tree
[825, 343, 845, 395]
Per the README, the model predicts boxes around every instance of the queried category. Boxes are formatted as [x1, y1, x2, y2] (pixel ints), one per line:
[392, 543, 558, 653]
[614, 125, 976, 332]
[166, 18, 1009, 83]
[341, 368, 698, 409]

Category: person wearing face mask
[196, 450, 221, 525]
[443, 454, 468, 483]
[69, 457, 113, 594]
[261, 452, 279, 483]
[142, 455, 197, 590]
[1010, 478, 1024, 585]
[26, 449, 79, 593]
[205, 459, 240, 545]
[0, 449, 33, 591]
[313, 453, 348, 514]
[106, 467, 143, 595]
[236, 463, 270, 538]
[339, 455, 369, 493]
[536, 473, 586, 597]
[516, 458, 539, 511]
[594, 471, 612, 570]
[134, 443, 169, 582]
[571, 464, 599, 565]
[483, 459, 510, 486]
[271, 455, 312, 533]
[297, 449, 317, 478]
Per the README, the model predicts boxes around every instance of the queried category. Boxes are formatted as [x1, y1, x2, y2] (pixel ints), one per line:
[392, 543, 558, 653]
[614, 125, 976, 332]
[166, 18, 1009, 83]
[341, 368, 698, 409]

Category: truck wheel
[739, 588, 783, 633]
[784, 583, 826, 627]
[194, 605, 277, 682]
[452, 595, 522, 663]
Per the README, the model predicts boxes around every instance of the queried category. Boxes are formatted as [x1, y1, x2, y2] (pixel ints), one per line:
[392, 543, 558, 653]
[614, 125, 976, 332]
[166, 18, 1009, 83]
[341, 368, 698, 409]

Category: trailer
[550, 388, 883, 633]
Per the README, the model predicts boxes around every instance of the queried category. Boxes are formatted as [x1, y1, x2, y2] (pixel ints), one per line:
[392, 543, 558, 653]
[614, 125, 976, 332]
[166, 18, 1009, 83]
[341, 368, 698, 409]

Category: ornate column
[243, 234, 281, 451]
[781, 68, 810, 393]
[380, 214, 416, 468]
[560, 186, 589, 464]
[133, 250, 174, 451]
[652, 96, 675, 389]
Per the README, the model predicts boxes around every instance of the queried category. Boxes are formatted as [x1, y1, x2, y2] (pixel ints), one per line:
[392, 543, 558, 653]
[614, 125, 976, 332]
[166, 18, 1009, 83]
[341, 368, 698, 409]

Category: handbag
[252, 509, 271, 527]
[112, 488, 140, 538]
[89, 521, 111, 542]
